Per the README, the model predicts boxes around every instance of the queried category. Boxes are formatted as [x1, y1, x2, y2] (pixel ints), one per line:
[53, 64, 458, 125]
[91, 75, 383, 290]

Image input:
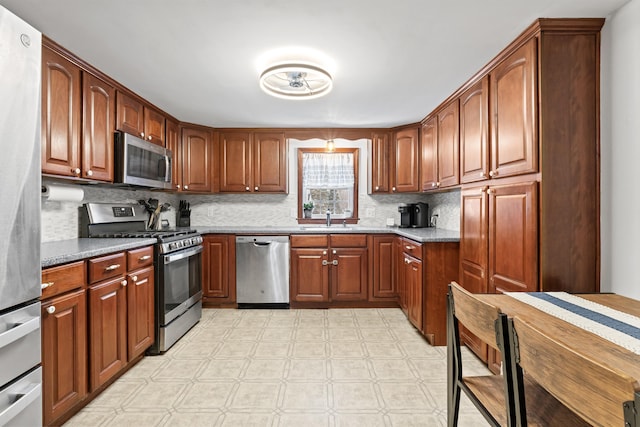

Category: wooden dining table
[474, 293, 640, 383]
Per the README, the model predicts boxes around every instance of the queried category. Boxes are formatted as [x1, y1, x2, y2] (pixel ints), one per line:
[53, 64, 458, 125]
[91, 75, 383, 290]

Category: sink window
[298, 148, 359, 223]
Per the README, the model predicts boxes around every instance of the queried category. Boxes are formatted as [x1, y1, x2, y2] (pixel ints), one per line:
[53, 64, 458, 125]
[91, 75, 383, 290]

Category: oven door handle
[0, 316, 40, 349]
[164, 245, 203, 264]
[0, 382, 41, 426]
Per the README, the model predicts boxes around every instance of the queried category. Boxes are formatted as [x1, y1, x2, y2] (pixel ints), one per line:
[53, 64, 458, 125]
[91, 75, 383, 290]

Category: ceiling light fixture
[259, 63, 333, 100]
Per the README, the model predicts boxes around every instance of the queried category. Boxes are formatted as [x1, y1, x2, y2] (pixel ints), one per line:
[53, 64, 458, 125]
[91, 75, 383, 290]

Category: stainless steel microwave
[114, 131, 172, 189]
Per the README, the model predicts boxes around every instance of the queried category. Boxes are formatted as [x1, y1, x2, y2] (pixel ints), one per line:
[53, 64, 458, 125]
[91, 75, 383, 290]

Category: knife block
[177, 215, 190, 228]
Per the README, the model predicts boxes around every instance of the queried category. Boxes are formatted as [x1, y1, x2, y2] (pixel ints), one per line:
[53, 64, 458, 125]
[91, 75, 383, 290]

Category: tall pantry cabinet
[458, 19, 604, 366]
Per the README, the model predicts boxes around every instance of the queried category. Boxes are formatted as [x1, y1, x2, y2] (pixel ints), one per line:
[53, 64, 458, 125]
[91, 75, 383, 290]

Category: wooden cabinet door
[460, 77, 489, 184]
[182, 126, 212, 192]
[420, 117, 438, 191]
[404, 254, 423, 331]
[116, 91, 144, 137]
[488, 181, 538, 293]
[220, 132, 252, 192]
[144, 107, 165, 146]
[490, 39, 538, 178]
[88, 276, 127, 391]
[41, 47, 81, 177]
[395, 238, 406, 312]
[42, 289, 87, 426]
[330, 248, 368, 301]
[290, 248, 329, 302]
[392, 127, 420, 193]
[459, 186, 489, 361]
[127, 266, 154, 360]
[202, 235, 236, 303]
[370, 132, 390, 193]
[370, 235, 396, 299]
[437, 99, 460, 188]
[82, 72, 115, 182]
[253, 132, 287, 193]
[166, 119, 182, 191]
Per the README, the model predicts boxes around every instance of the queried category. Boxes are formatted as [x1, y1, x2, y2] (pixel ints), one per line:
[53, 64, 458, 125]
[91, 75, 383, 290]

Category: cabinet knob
[255, 186, 259, 191]
[132, 275, 138, 282]
[322, 260, 328, 266]
[322, 250, 327, 255]
[121, 280, 128, 287]
[405, 258, 411, 264]
[72, 168, 81, 175]
[487, 188, 493, 194]
[392, 187, 396, 192]
[489, 171, 495, 177]
[245, 186, 250, 191]
[141, 132, 145, 138]
[436, 182, 440, 187]
[432, 182, 436, 187]
[480, 172, 486, 178]
[147, 135, 152, 141]
[41, 282, 54, 290]
[46, 306, 56, 314]
[184, 185, 189, 190]
[332, 260, 338, 265]
[176, 184, 181, 189]
[332, 250, 336, 254]
[375, 186, 379, 191]
[86, 170, 93, 177]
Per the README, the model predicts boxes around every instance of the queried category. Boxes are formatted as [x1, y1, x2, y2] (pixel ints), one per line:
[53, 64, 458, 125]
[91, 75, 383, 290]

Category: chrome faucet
[326, 210, 331, 227]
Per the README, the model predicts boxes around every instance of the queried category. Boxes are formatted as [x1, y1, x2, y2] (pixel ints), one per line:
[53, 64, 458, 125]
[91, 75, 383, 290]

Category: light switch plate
[386, 217, 395, 226]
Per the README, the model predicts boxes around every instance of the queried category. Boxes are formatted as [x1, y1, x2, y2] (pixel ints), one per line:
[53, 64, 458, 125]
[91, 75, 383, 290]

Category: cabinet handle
[184, 185, 189, 190]
[392, 187, 396, 192]
[131, 275, 138, 282]
[405, 245, 414, 250]
[322, 260, 328, 266]
[72, 167, 81, 175]
[332, 260, 338, 266]
[104, 264, 121, 272]
[86, 170, 93, 177]
[121, 280, 128, 287]
[41, 282, 54, 290]
[139, 255, 151, 261]
[46, 306, 56, 314]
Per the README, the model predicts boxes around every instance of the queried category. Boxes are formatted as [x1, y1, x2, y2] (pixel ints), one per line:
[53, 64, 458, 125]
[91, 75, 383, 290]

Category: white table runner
[504, 292, 640, 356]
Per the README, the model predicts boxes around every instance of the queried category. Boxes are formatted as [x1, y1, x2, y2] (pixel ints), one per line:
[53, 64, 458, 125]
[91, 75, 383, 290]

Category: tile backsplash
[41, 138, 461, 242]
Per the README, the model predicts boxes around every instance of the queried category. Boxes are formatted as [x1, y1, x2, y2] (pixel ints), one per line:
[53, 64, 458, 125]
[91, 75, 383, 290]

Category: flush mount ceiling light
[259, 63, 333, 100]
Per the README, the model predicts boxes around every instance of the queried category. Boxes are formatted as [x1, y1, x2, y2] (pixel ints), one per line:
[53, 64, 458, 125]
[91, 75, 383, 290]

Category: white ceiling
[0, 0, 629, 128]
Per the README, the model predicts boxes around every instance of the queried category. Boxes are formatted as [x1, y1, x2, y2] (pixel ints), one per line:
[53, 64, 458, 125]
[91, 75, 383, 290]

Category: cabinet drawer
[127, 246, 154, 270]
[291, 234, 328, 248]
[402, 238, 423, 259]
[88, 252, 126, 284]
[330, 234, 367, 248]
[41, 260, 85, 299]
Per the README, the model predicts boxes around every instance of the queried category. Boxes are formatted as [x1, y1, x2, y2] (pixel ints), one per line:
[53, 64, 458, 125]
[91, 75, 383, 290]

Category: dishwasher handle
[253, 241, 272, 247]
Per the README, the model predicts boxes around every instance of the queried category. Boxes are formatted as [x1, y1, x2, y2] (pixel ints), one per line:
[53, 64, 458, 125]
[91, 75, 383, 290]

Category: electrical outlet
[290, 208, 297, 218]
[365, 207, 375, 218]
[208, 206, 215, 217]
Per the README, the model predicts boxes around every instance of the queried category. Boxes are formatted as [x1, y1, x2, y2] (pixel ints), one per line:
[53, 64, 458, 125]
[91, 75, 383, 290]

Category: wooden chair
[447, 281, 518, 426]
[507, 316, 640, 426]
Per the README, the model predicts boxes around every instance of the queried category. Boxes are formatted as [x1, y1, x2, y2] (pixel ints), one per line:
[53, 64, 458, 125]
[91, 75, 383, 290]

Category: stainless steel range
[80, 202, 203, 354]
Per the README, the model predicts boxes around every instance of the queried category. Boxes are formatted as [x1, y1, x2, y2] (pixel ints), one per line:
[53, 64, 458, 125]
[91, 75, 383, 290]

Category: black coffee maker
[398, 203, 415, 228]
[412, 202, 429, 228]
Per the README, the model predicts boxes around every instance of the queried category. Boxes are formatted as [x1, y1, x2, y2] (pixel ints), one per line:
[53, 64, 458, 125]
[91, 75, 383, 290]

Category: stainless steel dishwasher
[236, 235, 290, 308]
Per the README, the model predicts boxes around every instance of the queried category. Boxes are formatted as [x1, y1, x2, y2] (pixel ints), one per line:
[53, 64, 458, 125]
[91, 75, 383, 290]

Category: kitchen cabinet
[181, 125, 216, 193]
[41, 261, 87, 427]
[41, 45, 115, 182]
[219, 131, 287, 193]
[166, 119, 182, 191]
[369, 235, 396, 300]
[489, 38, 537, 179]
[391, 127, 420, 193]
[290, 234, 367, 304]
[460, 77, 489, 184]
[116, 91, 166, 146]
[402, 250, 422, 331]
[202, 234, 236, 305]
[368, 132, 390, 193]
[420, 100, 459, 191]
[126, 245, 154, 360]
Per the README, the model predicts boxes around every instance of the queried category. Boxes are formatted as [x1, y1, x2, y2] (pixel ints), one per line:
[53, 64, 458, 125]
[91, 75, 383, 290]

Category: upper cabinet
[116, 91, 166, 146]
[368, 132, 390, 193]
[391, 127, 420, 193]
[460, 77, 489, 184]
[436, 99, 460, 188]
[420, 118, 437, 191]
[489, 38, 537, 179]
[220, 131, 287, 193]
[180, 126, 216, 193]
[42, 45, 114, 182]
[166, 119, 182, 191]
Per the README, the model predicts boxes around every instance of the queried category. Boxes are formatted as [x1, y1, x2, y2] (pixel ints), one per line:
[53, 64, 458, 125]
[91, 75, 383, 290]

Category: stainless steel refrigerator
[0, 5, 43, 426]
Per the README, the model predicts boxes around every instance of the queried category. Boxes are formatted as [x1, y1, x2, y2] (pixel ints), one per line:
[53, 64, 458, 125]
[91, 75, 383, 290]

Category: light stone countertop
[42, 238, 158, 268]
[194, 225, 460, 243]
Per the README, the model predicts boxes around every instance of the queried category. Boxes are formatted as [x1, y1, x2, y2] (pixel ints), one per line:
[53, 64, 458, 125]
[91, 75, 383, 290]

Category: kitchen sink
[300, 226, 355, 231]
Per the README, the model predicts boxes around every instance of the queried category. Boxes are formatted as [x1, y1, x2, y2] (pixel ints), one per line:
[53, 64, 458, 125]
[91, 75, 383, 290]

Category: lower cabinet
[290, 247, 330, 302]
[41, 289, 87, 426]
[403, 252, 423, 331]
[369, 235, 397, 300]
[127, 266, 154, 360]
[202, 234, 236, 305]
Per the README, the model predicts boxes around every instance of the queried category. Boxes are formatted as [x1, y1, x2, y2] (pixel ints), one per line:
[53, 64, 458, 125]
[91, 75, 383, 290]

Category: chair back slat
[511, 316, 640, 426]
[450, 282, 502, 350]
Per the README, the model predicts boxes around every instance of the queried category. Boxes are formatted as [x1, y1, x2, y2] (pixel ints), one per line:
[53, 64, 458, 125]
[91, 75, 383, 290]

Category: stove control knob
[169, 243, 176, 250]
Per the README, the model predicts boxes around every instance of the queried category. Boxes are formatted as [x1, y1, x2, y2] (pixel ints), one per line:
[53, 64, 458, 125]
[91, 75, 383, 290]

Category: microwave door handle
[165, 154, 171, 182]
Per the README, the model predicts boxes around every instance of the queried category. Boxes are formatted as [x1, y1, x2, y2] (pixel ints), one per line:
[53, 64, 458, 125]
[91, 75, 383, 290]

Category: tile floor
[64, 308, 491, 426]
